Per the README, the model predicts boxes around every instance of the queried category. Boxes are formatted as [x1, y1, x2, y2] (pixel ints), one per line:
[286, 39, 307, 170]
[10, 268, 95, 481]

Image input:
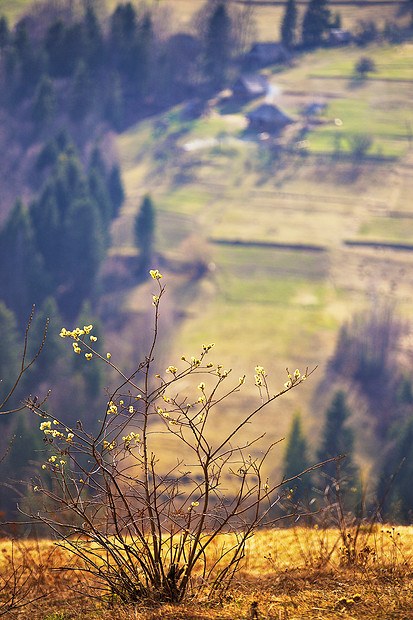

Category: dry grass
[2, 525, 413, 619]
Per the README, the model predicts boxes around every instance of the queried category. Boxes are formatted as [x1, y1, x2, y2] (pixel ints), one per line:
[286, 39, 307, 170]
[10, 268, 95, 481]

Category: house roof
[233, 73, 269, 96]
[246, 42, 290, 64]
[247, 104, 293, 127]
[328, 29, 352, 43]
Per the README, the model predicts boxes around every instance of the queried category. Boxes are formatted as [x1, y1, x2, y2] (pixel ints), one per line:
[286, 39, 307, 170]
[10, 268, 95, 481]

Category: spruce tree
[61, 197, 104, 316]
[104, 71, 124, 130]
[135, 194, 155, 274]
[0, 302, 20, 410]
[283, 412, 311, 503]
[317, 391, 359, 495]
[281, 0, 297, 49]
[88, 167, 112, 228]
[107, 164, 125, 217]
[302, 0, 332, 48]
[30, 191, 60, 282]
[32, 73, 56, 126]
[378, 416, 413, 523]
[0, 200, 49, 324]
[205, 2, 232, 89]
[70, 60, 92, 121]
[44, 19, 66, 76]
[0, 15, 10, 52]
[84, 4, 104, 70]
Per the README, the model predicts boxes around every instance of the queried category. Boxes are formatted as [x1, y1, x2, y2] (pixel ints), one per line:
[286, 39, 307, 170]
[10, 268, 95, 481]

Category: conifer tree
[104, 71, 124, 130]
[89, 144, 106, 178]
[32, 73, 56, 126]
[70, 60, 92, 121]
[281, 0, 297, 49]
[0, 302, 20, 410]
[135, 194, 155, 274]
[61, 197, 104, 316]
[283, 412, 311, 503]
[84, 4, 104, 69]
[35, 137, 59, 171]
[88, 167, 112, 227]
[302, 0, 332, 48]
[107, 164, 125, 217]
[205, 2, 232, 89]
[30, 190, 60, 280]
[44, 19, 66, 76]
[0, 15, 10, 52]
[378, 416, 413, 523]
[317, 391, 360, 498]
[0, 200, 49, 324]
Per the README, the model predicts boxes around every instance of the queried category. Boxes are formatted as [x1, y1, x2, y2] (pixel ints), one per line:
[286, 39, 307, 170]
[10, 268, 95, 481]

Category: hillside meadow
[109, 39, 413, 480]
[1, 525, 413, 618]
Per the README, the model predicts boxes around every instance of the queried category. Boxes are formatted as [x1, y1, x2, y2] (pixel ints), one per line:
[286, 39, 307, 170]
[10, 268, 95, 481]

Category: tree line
[282, 301, 413, 523]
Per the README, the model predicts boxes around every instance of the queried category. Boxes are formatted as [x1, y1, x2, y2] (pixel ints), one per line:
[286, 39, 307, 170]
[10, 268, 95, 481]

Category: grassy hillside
[112, 40, 413, 478]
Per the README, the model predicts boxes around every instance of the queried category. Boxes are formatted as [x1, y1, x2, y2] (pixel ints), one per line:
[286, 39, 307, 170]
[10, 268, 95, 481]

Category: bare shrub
[27, 270, 324, 603]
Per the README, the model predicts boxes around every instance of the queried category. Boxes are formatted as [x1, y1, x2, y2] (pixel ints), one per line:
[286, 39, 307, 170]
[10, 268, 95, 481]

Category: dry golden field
[2, 525, 413, 619]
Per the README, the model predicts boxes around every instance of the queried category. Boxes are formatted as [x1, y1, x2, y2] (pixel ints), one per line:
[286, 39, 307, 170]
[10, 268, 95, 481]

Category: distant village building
[247, 104, 294, 132]
[245, 42, 290, 67]
[328, 29, 353, 46]
[232, 73, 269, 99]
[304, 101, 328, 117]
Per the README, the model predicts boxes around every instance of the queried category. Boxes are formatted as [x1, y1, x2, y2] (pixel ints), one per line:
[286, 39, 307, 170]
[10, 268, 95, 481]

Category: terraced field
[114, 40, 413, 475]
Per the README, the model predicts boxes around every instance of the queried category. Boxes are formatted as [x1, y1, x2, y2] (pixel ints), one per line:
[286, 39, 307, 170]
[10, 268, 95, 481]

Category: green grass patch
[304, 43, 413, 81]
[359, 216, 413, 241]
[157, 186, 211, 216]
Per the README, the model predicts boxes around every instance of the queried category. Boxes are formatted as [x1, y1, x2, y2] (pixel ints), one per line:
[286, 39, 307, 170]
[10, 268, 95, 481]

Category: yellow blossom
[85, 353, 93, 360]
[198, 382, 205, 390]
[202, 343, 215, 351]
[166, 365, 177, 374]
[108, 401, 118, 415]
[90, 335, 97, 342]
[106, 352, 111, 359]
[149, 269, 163, 280]
[129, 406, 134, 414]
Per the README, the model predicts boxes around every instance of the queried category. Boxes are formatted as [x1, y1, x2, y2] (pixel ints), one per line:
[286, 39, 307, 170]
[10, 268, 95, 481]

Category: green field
[113, 39, 413, 475]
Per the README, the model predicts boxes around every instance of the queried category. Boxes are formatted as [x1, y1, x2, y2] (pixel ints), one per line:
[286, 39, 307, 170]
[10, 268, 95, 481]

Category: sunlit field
[2, 525, 413, 618]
